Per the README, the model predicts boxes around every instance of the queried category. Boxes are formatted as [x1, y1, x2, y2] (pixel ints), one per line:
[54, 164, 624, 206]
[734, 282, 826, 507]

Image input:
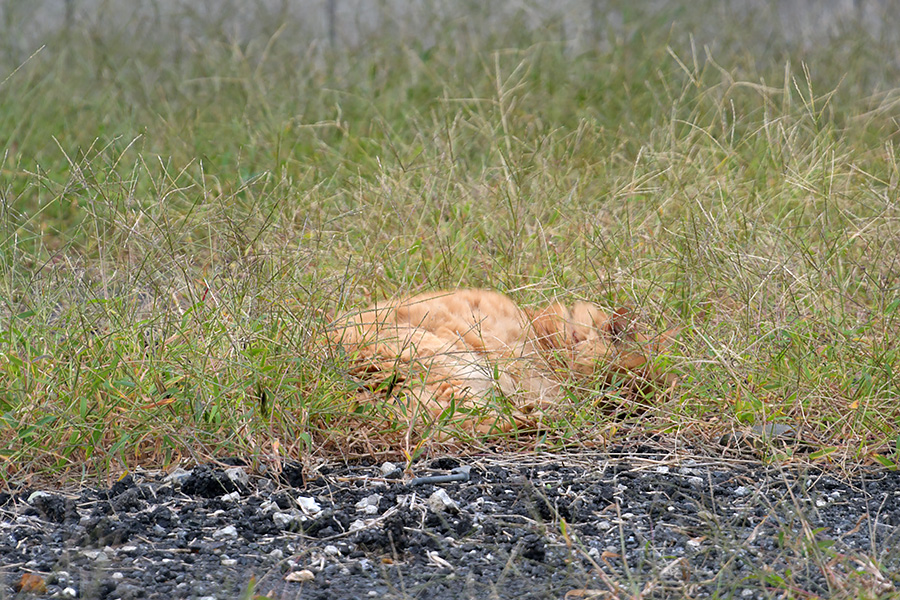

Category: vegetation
[2, 2, 900, 484]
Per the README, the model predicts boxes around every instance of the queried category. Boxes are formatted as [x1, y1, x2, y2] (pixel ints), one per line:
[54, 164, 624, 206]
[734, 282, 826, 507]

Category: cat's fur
[328, 289, 671, 434]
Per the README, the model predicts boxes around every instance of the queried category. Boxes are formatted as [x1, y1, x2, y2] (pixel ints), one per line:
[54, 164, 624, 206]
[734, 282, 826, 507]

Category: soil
[2, 449, 899, 599]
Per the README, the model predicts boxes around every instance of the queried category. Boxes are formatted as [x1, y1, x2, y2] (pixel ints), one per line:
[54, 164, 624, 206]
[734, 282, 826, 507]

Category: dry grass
[1, 1, 900, 492]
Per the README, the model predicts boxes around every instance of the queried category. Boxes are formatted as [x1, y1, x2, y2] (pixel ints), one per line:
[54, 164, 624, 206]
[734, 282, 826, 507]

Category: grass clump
[2, 2, 900, 483]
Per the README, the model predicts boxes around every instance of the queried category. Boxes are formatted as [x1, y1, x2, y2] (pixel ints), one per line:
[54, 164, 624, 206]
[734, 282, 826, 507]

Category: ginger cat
[328, 289, 672, 435]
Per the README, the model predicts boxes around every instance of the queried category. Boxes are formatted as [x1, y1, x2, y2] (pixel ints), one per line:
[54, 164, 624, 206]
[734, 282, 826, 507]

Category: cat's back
[392, 289, 531, 352]
[396, 289, 523, 322]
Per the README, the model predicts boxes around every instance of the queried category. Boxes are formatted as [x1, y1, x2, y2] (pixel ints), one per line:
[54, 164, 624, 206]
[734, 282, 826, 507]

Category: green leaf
[872, 454, 898, 469]
[886, 297, 900, 314]
[809, 447, 837, 460]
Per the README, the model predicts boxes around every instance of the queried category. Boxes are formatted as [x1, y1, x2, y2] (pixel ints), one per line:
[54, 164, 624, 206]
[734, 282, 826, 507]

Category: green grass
[2, 2, 900, 485]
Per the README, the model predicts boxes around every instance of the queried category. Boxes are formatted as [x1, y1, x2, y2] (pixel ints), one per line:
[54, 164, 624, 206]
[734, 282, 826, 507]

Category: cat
[327, 289, 673, 435]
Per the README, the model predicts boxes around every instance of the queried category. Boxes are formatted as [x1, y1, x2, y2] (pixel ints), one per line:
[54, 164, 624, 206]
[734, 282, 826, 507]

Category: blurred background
[3, 0, 898, 60]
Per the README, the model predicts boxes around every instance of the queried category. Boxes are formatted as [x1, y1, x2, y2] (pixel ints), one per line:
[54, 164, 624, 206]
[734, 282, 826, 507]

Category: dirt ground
[3, 449, 898, 599]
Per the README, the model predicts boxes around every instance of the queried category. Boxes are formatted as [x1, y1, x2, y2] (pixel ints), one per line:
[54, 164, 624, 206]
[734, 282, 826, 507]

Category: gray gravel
[2, 450, 899, 599]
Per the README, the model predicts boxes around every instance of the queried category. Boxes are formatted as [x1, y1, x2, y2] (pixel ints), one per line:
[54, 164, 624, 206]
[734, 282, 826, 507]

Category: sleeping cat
[328, 289, 673, 435]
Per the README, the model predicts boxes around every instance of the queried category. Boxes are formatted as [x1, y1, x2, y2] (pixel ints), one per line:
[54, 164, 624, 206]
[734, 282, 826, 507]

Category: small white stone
[61, 587, 78, 598]
[285, 569, 315, 582]
[381, 462, 399, 476]
[111, 573, 124, 580]
[221, 558, 237, 566]
[163, 468, 192, 485]
[221, 491, 241, 502]
[213, 525, 238, 539]
[656, 466, 670, 474]
[687, 537, 703, 548]
[687, 476, 704, 488]
[26, 491, 53, 504]
[225, 466, 249, 487]
[323, 545, 340, 556]
[734, 486, 750, 496]
[741, 589, 755, 597]
[273, 511, 302, 528]
[815, 499, 827, 507]
[355, 494, 382, 514]
[296, 496, 322, 517]
[269, 549, 284, 560]
[428, 489, 459, 513]
[349, 519, 369, 532]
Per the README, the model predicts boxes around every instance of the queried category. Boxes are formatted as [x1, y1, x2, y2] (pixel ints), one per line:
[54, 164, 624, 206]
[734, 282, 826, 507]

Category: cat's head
[529, 301, 676, 384]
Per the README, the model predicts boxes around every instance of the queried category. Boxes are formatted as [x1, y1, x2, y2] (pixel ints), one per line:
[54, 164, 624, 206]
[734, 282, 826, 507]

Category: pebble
[285, 569, 315, 582]
[212, 525, 238, 539]
[163, 468, 192, 485]
[349, 519, 371, 532]
[81, 550, 108, 562]
[296, 496, 322, 516]
[1, 456, 891, 599]
[273, 511, 302, 528]
[355, 494, 382, 514]
[27, 491, 53, 503]
[428, 489, 459, 513]
[225, 467, 249, 488]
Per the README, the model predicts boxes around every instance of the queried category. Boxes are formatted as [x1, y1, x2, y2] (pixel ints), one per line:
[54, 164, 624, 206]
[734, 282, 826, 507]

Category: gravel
[3, 450, 899, 599]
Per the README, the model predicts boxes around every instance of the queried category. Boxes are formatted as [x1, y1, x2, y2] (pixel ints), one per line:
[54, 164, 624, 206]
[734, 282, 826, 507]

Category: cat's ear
[571, 302, 630, 340]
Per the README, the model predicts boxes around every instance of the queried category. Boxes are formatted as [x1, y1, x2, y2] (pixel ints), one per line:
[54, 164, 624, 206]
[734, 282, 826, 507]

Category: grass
[2, 0, 900, 489]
